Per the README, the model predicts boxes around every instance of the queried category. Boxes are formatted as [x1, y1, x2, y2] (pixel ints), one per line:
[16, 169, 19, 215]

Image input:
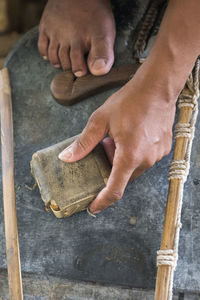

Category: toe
[70, 42, 87, 77]
[48, 38, 61, 68]
[58, 44, 71, 71]
[88, 36, 114, 76]
[38, 32, 49, 60]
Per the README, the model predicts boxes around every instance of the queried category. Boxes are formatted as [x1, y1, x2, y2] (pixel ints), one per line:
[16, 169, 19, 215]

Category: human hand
[58, 62, 178, 214]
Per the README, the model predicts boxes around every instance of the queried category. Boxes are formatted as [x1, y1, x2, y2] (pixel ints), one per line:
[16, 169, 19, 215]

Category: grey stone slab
[0, 0, 200, 297]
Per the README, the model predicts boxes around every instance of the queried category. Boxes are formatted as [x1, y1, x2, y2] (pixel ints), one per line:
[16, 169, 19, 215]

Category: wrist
[133, 45, 196, 104]
[137, 0, 200, 103]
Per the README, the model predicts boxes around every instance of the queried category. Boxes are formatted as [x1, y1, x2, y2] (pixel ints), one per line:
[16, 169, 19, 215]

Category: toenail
[92, 59, 106, 70]
[43, 56, 48, 61]
[54, 64, 61, 68]
[74, 71, 85, 77]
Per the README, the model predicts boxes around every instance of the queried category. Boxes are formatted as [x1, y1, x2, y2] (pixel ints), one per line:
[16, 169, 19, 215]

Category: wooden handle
[154, 106, 192, 299]
[0, 68, 23, 300]
[51, 63, 141, 106]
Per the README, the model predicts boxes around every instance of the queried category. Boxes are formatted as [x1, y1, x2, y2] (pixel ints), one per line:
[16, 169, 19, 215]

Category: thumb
[58, 111, 107, 162]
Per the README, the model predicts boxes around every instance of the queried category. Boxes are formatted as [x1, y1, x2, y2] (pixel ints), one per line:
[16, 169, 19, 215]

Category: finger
[102, 137, 115, 164]
[129, 152, 158, 180]
[58, 111, 107, 162]
[103, 138, 151, 181]
[89, 146, 136, 214]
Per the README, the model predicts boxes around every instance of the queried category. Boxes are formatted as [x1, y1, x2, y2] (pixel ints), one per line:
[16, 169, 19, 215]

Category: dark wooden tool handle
[0, 68, 23, 300]
[51, 63, 141, 106]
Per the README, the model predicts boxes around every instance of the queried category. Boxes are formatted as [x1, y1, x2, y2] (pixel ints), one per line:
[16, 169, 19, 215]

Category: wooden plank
[0, 0, 9, 32]
[6, 0, 21, 32]
[0, 33, 21, 57]
[0, 57, 5, 68]
[0, 69, 23, 299]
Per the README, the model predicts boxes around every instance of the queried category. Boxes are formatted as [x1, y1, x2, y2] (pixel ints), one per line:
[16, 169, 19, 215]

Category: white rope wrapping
[156, 58, 200, 300]
[168, 160, 188, 181]
[157, 249, 177, 267]
[174, 123, 194, 139]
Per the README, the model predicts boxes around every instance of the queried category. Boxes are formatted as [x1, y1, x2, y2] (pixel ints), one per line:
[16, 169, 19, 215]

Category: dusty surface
[0, 270, 180, 300]
[1, 23, 200, 294]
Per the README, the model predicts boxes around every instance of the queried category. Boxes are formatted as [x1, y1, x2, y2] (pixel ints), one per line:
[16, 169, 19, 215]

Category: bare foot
[38, 0, 116, 76]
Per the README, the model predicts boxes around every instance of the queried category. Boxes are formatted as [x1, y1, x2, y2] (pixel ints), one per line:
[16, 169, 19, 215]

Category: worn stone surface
[0, 270, 180, 300]
[0, 0, 200, 298]
[184, 295, 200, 300]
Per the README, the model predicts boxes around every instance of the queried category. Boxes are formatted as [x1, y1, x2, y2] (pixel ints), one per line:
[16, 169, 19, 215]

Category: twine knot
[168, 160, 188, 181]
[178, 95, 198, 110]
[157, 249, 178, 268]
[174, 123, 194, 139]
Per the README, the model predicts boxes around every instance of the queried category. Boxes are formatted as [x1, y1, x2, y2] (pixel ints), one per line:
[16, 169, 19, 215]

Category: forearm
[136, 0, 200, 101]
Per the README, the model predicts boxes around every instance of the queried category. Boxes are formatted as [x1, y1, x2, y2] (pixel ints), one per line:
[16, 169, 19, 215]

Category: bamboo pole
[155, 107, 192, 299]
[153, 57, 200, 300]
[0, 68, 23, 300]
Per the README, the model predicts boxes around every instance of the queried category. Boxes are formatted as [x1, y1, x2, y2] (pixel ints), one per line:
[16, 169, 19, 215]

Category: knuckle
[109, 190, 123, 202]
[89, 110, 100, 125]
[71, 48, 82, 58]
[84, 110, 106, 139]
[76, 137, 88, 152]
[145, 157, 155, 168]
[164, 145, 172, 156]
[59, 46, 67, 56]
[128, 154, 139, 166]
[126, 151, 140, 167]
[119, 145, 138, 164]
[157, 155, 163, 162]
[93, 34, 112, 46]
[164, 139, 172, 156]
[121, 156, 135, 168]
[49, 44, 58, 52]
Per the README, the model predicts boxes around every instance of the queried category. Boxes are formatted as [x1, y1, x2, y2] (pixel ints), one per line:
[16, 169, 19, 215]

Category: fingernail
[74, 71, 84, 77]
[87, 208, 96, 218]
[54, 64, 61, 68]
[92, 59, 106, 70]
[58, 147, 73, 161]
[43, 56, 48, 60]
